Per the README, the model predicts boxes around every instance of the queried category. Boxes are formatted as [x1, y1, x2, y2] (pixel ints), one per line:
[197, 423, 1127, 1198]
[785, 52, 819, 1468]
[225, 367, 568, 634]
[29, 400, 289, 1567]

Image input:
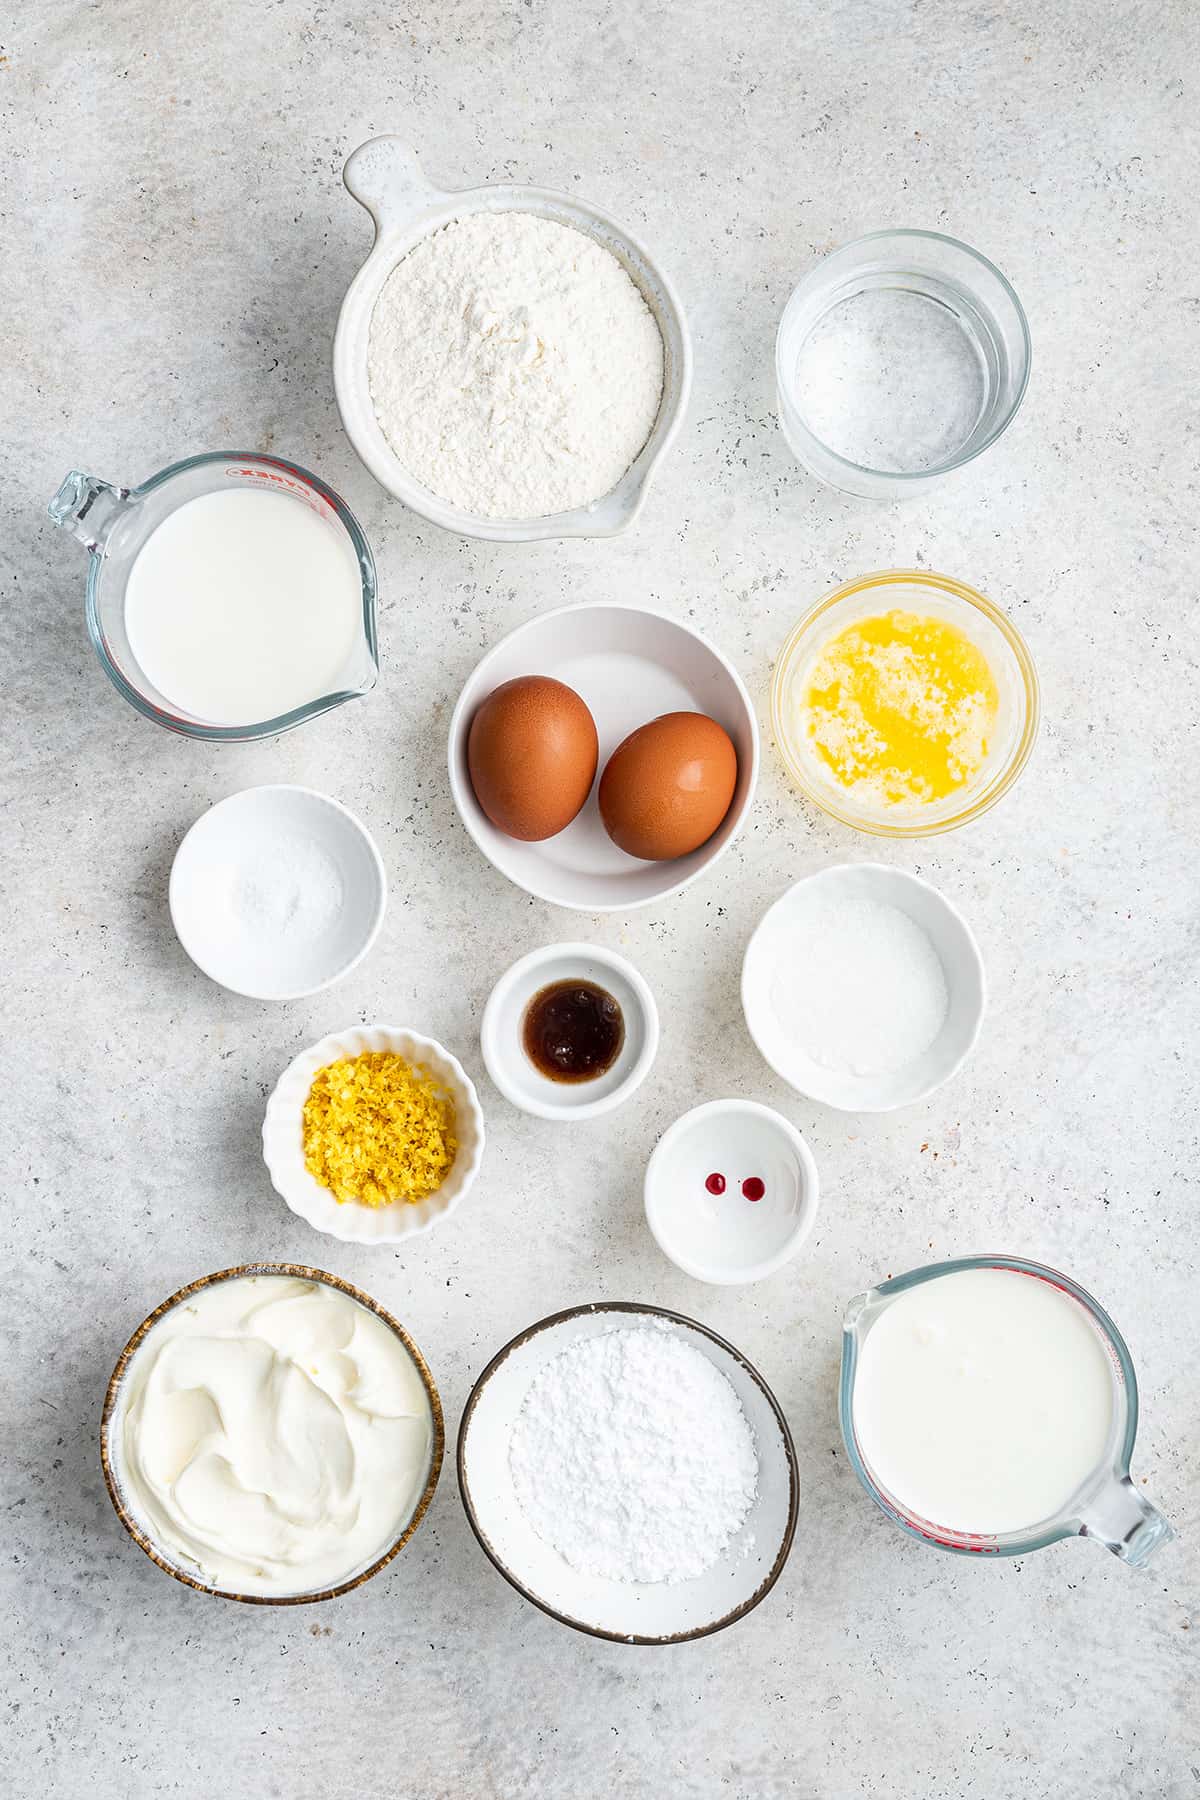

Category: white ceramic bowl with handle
[334, 136, 692, 541]
[262, 1024, 485, 1245]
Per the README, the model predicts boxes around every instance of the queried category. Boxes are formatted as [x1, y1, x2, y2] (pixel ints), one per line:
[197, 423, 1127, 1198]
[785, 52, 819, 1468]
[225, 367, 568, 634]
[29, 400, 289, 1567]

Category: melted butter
[799, 609, 1000, 808]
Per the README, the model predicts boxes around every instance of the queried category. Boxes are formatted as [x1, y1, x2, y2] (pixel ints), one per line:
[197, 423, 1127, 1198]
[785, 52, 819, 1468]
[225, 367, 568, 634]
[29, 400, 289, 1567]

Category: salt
[228, 837, 345, 944]
[508, 1325, 758, 1585]
[770, 891, 949, 1077]
[793, 287, 987, 474]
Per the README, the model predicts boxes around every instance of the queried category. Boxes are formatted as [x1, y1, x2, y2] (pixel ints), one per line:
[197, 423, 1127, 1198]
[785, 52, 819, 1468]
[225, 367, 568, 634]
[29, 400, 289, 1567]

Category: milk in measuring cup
[124, 488, 361, 726]
[851, 1268, 1114, 1535]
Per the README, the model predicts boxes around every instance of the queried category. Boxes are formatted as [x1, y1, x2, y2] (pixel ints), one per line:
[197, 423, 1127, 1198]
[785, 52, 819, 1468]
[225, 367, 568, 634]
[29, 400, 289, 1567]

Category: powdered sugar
[368, 211, 663, 520]
[508, 1324, 758, 1584]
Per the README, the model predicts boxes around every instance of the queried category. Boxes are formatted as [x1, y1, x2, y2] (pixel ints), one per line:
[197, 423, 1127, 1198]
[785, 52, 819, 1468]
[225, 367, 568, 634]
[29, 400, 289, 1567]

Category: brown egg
[468, 676, 599, 841]
[599, 712, 739, 861]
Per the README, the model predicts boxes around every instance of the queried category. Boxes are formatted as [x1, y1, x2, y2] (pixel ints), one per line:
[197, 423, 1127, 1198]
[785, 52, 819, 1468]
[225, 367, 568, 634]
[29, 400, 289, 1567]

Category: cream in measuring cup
[841, 1257, 1173, 1564]
[125, 486, 362, 727]
[48, 453, 377, 740]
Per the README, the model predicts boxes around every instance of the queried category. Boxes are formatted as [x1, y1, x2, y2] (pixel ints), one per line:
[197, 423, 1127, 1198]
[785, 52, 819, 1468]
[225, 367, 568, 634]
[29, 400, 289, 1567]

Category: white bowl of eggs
[447, 603, 759, 912]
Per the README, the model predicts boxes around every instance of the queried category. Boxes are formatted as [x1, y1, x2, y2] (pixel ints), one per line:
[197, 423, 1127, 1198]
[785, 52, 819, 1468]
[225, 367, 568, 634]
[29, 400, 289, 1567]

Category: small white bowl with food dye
[644, 1100, 819, 1284]
[169, 785, 387, 1001]
[448, 602, 759, 912]
[262, 1024, 485, 1245]
[481, 943, 659, 1121]
[457, 1303, 798, 1642]
[742, 864, 985, 1112]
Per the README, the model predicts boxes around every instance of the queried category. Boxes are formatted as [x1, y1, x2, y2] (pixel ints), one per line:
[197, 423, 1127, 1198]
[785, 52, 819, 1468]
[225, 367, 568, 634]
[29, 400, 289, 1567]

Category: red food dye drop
[705, 1172, 726, 1195]
[742, 1177, 765, 1202]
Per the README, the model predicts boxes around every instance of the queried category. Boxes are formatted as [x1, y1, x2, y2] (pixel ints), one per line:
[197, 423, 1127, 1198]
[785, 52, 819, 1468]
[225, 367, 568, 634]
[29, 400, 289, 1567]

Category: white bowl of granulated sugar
[742, 862, 986, 1112]
[333, 136, 691, 542]
[457, 1304, 798, 1643]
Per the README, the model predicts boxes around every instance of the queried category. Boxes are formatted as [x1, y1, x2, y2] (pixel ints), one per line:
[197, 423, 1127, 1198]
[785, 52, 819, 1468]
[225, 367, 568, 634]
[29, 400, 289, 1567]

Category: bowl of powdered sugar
[457, 1303, 797, 1642]
[334, 137, 690, 541]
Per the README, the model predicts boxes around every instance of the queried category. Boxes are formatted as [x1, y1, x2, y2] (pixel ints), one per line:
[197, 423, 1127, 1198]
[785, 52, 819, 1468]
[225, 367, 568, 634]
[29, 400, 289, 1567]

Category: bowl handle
[343, 136, 442, 239]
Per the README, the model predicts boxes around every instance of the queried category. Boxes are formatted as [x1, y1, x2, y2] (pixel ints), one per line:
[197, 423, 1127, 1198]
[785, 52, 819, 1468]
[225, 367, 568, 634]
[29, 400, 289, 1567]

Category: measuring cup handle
[342, 136, 439, 238]
[47, 471, 128, 553]
[1079, 1476, 1174, 1568]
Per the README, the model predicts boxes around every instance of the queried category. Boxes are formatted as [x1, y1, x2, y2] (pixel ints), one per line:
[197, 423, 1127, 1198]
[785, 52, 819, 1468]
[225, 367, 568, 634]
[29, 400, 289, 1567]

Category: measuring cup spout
[48, 471, 128, 554]
[1079, 1476, 1174, 1568]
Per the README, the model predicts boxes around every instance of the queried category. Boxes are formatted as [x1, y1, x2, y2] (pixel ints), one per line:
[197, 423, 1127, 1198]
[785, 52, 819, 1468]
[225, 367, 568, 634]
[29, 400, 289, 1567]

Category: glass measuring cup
[48, 452, 378, 741]
[840, 1255, 1173, 1566]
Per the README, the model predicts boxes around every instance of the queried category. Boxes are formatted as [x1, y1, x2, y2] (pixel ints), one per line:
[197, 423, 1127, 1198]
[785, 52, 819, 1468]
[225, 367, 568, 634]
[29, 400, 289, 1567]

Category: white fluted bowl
[262, 1024, 485, 1245]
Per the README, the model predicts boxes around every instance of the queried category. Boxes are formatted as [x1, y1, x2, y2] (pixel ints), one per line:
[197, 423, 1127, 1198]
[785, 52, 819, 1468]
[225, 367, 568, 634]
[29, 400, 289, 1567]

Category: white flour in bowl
[367, 212, 664, 520]
[508, 1323, 758, 1584]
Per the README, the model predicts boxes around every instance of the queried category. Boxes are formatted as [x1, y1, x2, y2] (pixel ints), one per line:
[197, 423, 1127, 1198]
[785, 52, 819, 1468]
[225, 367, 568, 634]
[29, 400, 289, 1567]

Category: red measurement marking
[223, 466, 337, 520]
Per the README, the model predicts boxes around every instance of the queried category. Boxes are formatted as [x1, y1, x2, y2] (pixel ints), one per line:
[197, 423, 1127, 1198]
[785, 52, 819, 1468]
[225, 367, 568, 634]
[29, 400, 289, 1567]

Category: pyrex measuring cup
[48, 452, 378, 741]
[840, 1255, 1174, 1566]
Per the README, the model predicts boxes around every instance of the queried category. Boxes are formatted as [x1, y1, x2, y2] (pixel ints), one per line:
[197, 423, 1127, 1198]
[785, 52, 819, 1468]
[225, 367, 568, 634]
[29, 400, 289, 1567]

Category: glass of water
[776, 230, 1030, 500]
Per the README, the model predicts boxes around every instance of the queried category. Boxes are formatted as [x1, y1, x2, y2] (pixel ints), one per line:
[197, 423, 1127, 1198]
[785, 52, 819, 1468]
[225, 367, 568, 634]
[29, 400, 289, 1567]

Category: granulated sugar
[508, 1325, 758, 1584]
[770, 890, 948, 1076]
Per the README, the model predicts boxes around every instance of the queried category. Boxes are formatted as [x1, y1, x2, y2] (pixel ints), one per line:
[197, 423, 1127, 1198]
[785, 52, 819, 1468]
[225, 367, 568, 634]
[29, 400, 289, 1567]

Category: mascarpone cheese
[115, 1275, 433, 1595]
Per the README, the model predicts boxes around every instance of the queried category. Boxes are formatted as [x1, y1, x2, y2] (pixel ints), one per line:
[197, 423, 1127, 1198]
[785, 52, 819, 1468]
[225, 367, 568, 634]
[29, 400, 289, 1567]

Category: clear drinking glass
[840, 1255, 1174, 1566]
[777, 231, 1030, 499]
[48, 451, 379, 741]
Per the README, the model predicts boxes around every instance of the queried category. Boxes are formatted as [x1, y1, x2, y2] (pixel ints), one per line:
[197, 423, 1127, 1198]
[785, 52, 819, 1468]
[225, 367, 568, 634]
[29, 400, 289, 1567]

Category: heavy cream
[124, 487, 362, 726]
[116, 1275, 432, 1595]
[851, 1267, 1115, 1536]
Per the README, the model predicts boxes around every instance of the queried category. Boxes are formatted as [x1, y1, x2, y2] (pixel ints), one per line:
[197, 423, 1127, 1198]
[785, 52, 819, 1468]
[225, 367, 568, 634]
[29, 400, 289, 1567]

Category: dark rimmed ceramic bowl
[457, 1302, 798, 1643]
[101, 1263, 444, 1604]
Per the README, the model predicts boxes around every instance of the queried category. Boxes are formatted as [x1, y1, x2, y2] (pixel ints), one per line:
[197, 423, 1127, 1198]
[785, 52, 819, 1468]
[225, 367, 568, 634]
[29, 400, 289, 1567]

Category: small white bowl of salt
[169, 785, 387, 1001]
[742, 863, 985, 1112]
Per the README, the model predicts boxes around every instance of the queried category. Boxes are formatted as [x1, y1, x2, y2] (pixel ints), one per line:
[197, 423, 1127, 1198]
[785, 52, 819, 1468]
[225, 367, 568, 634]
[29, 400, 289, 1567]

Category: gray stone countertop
[3, 2, 1197, 1795]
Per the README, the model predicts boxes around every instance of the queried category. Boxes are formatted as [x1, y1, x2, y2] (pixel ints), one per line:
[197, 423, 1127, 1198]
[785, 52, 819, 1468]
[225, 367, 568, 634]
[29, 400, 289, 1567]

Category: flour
[770, 892, 949, 1076]
[508, 1324, 758, 1584]
[368, 212, 664, 520]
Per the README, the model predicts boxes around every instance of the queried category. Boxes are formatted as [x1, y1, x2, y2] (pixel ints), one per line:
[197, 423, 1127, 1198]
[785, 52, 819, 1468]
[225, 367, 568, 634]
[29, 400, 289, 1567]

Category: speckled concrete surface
[3, 3, 1199, 1795]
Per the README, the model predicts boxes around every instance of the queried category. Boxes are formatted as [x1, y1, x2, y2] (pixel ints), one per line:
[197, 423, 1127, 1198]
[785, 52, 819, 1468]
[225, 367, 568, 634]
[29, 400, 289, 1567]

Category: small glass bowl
[776, 230, 1030, 499]
[770, 570, 1040, 838]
